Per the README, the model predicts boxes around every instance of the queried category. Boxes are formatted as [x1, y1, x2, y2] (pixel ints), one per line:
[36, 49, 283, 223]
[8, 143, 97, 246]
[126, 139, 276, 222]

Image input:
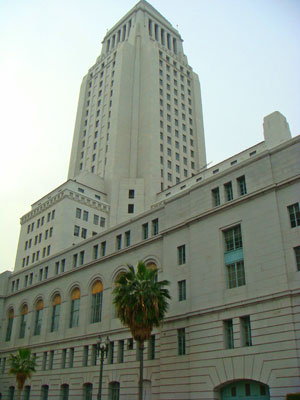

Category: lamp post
[97, 335, 110, 400]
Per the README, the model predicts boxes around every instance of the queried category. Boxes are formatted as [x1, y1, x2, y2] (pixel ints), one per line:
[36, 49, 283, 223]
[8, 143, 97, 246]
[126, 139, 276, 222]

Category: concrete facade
[1, 1, 300, 399]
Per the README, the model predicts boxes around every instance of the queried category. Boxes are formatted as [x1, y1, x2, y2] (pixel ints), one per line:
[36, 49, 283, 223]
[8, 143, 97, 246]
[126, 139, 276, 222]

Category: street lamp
[97, 335, 110, 400]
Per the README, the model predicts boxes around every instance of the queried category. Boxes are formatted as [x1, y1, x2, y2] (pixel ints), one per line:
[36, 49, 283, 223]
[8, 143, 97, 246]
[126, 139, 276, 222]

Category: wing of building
[0, 1, 299, 399]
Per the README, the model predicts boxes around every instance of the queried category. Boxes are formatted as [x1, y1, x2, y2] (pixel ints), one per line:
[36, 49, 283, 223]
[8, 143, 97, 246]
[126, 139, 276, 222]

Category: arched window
[146, 261, 158, 281]
[6, 308, 14, 341]
[51, 294, 61, 332]
[34, 299, 44, 336]
[8, 386, 15, 400]
[60, 384, 69, 400]
[23, 385, 31, 400]
[109, 382, 120, 400]
[82, 383, 93, 400]
[41, 384, 49, 400]
[91, 281, 103, 323]
[70, 288, 80, 328]
[19, 304, 28, 339]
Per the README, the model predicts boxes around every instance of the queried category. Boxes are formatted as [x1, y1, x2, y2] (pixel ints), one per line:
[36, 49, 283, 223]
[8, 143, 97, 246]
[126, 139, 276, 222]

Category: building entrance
[221, 380, 270, 400]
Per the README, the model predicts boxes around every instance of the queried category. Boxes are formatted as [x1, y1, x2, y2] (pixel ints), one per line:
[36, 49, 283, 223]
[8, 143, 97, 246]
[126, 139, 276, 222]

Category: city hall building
[0, 1, 299, 399]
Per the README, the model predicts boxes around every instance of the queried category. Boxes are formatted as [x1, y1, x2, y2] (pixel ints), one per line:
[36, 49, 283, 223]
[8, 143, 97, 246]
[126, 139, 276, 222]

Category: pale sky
[0, 0, 299, 274]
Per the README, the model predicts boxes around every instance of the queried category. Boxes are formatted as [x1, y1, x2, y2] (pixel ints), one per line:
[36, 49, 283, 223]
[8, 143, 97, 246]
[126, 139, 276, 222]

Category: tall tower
[68, 0, 206, 225]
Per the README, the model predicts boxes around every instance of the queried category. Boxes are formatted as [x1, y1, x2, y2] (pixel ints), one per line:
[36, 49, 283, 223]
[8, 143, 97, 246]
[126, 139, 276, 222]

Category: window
[142, 223, 149, 240]
[19, 305, 28, 338]
[81, 228, 87, 239]
[240, 316, 252, 346]
[100, 217, 106, 227]
[49, 351, 54, 370]
[178, 280, 186, 301]
[51, 294, 61, 332]
[152, 219, 159, 236]
[91, 281, 103, 323]
[70, 288, 80, 328]
[109, 382, 120, 400]
[83, 345, 89, 367]
[34, 300, 43, 335]
[224, 225, 245, 288]
[294, 246, 300, 271]
[224, 319, 234, 349]
[55, 261, 59, 275]
[83, 383, 93, 400]
[116, 235, 122, 250]
[212, 187, 220, 207]
[23, 386, 31, 400]
[74, 225, 80, 237]
[177, 328, 186, 355]
[69, 348, 74, 368]
[76, 208, 81, 218]
[127, 338, 134, 350]
[80, 250, 85, 265]
[42, 352, 48, 370]
[61, 349, 67, 369]
[288, 203, 300, 228]
[6, 309, 14, 341]
[237, 176, 247, 196]
[128, 204, 134, 213]
[108, 341, 114, 364]
[61, 258, 65, 272]
[224, 182, 233, 201]
[73, 253, 78, 268]
[118, 340, 124, 363]
[83, 211, 89, 221]
[93, 244, 98, 259]
[41, 385, 49, 400]
[125, 231, 131, 247]
[148, 335, 155, 360]
[60, 384, 69, 400]
[91, 344, 97, 366]
[93, 214, 99, 225]
[177, 245, 186, 265]
[8, 387, 15, 400]
[101, 241, 106, 256]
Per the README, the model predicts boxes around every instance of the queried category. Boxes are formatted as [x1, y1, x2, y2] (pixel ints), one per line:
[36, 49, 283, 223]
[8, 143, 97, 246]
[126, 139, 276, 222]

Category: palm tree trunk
[17, 388, 22, 400]
[138, 341, 144, 400]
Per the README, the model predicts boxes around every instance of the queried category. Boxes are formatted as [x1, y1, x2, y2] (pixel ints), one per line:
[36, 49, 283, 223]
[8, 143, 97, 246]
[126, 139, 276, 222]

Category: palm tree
[113, 261, 170, 400]
[8, 348, 37, 400]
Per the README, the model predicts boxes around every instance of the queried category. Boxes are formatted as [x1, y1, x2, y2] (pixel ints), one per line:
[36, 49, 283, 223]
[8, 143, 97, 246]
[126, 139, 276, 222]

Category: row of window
[106, 18, 132, 53]
[4, 381, 119, 400]
[26, 210, 55, 234]
[21, 245, 51, 268]
[149, 19, 178, 54]
[24, 227, 53, 251]
[212, 176, 247, 207]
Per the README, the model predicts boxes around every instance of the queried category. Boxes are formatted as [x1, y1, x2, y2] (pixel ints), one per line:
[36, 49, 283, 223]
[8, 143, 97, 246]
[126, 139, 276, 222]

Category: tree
[8, 348, 37, 400]
[113, 261, 170, 400]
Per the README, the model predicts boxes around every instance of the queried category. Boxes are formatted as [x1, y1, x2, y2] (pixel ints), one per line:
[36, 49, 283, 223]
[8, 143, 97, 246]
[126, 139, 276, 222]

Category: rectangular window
[125, 231, 131, 247]
[116, 235, 122, 250]
[240, 316, 252, 346]
[223, 225, 245, 288]
[69, 348, 74, 368]
[93, 245, 99, 260]
[81, 228, 87, 239]
[61, 259, 65, 273]
[177, 328, 186, 355]
[76, 208, 81, 218]
[224, 182, 233, 201]
[42, 352, 48, 370]
[101, 241, 106, 256]
[74, 225, 80, 237]
[177, 245, 186, 265]
[128, 204, 134, 213]
[212, 187, 220, 207]
[44, 266, 48, 279]
[148, 335, 155, 360]
[237, 176, 247, 196]
[61, 349, 67, 369]
[55, 262, 59, 275]
[80, 251, 85, 265]
[224, 319, 234, 349]
[83, 345, 89, 367]
[83, 210, 88, 221]
[294, 246, 300, 271]
[49, 351, 54, 370]
[178, 280, 186, 301]
[142, 223, 149, 240]
[100, 217, 106, 227]
[91, 344, 97, 366]
[73, 254, 78, 268]
[118, 340, 124, 363]
[288, 203, 300, 228]
[93, 214, 99, 225]
[152, 219, 159, 236]
[129, 189, 135, 199]
[108, 341, 114, 364]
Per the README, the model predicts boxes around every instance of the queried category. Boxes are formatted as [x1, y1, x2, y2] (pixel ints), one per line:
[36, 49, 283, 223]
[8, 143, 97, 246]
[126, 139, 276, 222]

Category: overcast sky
[0, 0, 299, 274]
